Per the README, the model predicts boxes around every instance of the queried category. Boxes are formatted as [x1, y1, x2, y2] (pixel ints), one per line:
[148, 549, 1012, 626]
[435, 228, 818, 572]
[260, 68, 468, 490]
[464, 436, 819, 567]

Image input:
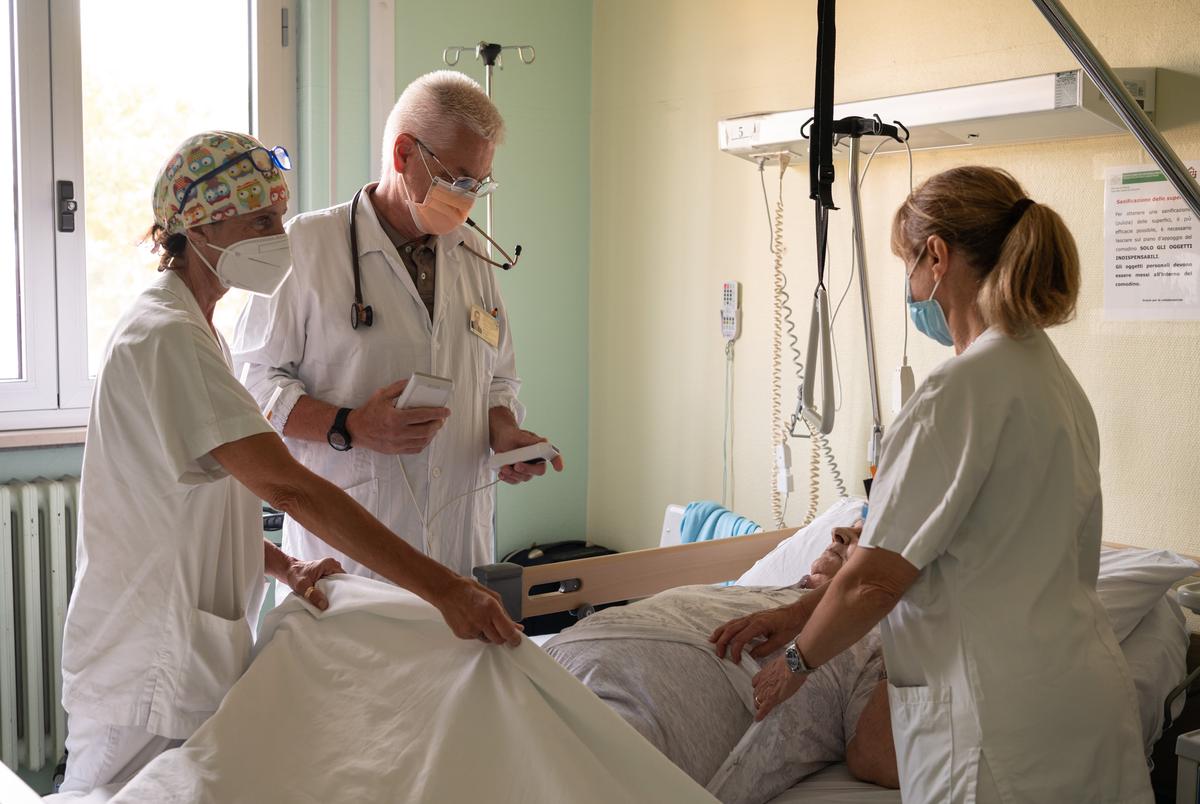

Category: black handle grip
[57, 180, 77, 233]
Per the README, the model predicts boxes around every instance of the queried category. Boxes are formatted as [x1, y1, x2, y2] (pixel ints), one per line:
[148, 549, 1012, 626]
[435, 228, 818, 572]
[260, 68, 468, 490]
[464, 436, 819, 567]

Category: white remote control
[488, 442, 560, 471]
[394, 372, 453, 409]
[720, 280, 741, 342]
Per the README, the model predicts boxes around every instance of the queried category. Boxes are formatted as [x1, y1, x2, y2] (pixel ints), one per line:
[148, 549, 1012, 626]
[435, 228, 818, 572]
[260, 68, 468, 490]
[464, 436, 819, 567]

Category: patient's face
[807, 522, 863, 586]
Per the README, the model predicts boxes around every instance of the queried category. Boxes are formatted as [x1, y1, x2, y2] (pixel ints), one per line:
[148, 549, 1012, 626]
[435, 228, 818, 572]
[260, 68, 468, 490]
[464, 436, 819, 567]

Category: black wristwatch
[327, 407, 353, 451]
[786, 642, 817, 675]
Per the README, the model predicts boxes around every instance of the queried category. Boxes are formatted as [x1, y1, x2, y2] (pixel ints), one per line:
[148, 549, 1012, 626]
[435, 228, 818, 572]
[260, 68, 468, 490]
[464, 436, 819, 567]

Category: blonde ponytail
[979, 201, 1080, 335]
[892, 166, 1081, 337]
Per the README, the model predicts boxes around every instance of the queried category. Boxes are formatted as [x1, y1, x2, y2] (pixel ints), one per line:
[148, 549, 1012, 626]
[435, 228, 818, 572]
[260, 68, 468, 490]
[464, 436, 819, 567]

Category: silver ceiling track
[1032, 0, 1200, 221]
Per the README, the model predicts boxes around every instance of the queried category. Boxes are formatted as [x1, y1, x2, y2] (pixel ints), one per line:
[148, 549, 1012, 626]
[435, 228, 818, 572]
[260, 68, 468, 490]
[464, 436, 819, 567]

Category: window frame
[0, 0, 61, 422]
[0, 0, 297, 432]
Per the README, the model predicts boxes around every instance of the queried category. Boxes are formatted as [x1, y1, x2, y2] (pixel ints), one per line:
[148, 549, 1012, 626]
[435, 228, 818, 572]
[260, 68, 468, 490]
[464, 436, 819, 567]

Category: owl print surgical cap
[152, 130, 290, 233]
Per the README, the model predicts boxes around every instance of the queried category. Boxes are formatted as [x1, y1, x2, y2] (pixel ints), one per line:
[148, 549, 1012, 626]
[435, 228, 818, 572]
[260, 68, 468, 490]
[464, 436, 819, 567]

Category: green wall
[296, 0, 593, 557]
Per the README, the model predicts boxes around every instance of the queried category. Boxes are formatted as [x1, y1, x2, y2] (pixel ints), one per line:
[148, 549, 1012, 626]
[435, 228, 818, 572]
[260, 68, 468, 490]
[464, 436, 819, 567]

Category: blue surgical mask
[906, 246, 954, 347]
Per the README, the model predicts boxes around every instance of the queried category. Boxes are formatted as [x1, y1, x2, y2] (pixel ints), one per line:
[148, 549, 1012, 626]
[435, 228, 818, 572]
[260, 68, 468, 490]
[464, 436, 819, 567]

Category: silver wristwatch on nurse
[785, 642, 818, 675]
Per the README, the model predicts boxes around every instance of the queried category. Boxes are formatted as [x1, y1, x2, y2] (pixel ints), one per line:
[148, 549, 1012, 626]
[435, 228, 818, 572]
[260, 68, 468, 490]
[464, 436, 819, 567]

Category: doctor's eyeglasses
[176, 145, 292, 209]
[413, 137, 498, 199]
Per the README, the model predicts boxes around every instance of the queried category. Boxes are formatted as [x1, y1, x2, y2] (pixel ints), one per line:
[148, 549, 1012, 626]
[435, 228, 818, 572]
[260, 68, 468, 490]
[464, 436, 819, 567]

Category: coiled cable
[761, 158, 848, 528]
[767, 160, 787, 529]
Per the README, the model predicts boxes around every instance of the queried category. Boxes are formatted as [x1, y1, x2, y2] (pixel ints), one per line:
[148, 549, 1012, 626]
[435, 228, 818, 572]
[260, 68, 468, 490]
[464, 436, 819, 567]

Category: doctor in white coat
[712, 167, 1151, 803]
[234, 71, 562, 584]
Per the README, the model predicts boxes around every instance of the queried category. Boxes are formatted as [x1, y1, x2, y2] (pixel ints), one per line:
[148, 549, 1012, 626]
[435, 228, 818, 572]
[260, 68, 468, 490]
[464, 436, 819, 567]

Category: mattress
[766, 763, 898, 803]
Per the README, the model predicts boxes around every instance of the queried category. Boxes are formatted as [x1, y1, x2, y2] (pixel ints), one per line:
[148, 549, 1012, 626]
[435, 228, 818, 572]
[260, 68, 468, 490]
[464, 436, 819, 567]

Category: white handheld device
[393, 372, 454, 409]
[488, 442, 560, 471]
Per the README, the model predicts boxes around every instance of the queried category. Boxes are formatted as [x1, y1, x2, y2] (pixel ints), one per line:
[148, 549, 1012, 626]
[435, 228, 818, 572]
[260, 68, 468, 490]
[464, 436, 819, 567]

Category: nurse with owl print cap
[57, 131, 522, 795]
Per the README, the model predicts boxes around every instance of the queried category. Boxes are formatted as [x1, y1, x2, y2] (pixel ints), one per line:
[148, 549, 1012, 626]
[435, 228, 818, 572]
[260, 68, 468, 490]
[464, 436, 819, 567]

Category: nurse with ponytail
[716, 166, 1151, 803]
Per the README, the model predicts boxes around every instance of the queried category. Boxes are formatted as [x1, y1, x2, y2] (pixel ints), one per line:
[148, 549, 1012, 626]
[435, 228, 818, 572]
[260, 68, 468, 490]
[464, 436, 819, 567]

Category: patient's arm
[711, 581, 830, 663]
[845, 679, 899, 789]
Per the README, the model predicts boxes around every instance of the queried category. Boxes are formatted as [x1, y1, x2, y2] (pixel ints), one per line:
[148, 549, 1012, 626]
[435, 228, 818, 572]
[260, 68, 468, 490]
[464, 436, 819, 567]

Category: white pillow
[735, 497, 866, 587]
[1098, 548, 1198, 641]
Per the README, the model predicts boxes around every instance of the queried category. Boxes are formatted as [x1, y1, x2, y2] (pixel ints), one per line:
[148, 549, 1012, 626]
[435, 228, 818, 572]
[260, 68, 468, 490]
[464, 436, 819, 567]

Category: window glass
[80, 0, 254, 373]
[0, 1, 21, 380]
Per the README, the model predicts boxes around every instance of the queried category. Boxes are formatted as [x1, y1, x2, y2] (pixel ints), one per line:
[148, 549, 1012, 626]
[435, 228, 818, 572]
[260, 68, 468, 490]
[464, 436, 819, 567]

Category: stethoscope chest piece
[351, 302, 374, 330]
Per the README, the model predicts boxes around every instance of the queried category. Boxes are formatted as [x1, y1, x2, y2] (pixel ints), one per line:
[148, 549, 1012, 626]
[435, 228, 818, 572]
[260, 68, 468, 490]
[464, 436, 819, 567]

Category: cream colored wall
[588, 0, 1200, 555]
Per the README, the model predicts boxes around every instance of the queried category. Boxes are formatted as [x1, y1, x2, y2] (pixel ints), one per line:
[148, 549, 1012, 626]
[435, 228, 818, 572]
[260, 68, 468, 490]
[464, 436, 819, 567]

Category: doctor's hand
[710, 603, 807, 664]
[751, 652, 810, 722]
[347, 380, 450, 455]
[433, 575, 524, 647]
[489, 427, 565, 485]
[285, 556, 345, 611]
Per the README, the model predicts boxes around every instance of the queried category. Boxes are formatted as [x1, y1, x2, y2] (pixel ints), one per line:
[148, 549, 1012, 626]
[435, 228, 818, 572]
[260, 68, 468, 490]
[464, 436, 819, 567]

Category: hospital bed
[22, 501, 1195, 803]
[476, 499, 1200, 803]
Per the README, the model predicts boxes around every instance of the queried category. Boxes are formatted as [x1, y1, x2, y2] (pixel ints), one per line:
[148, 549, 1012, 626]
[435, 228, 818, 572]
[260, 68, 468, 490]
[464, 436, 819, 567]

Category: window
[1, 3, 19, 381]
[0, 0, 296, 430]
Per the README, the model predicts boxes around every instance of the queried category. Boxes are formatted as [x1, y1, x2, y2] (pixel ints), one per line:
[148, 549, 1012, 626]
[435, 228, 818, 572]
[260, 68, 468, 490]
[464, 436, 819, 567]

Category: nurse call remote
[488, 442, 560, 471]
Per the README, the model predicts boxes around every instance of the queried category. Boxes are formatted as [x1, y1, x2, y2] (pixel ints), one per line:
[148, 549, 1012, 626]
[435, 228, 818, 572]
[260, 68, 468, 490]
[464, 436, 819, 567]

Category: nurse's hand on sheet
[285, 556, 345, 611]
[709, 603, 808, 664]
[346, 379, 450, 455]
[433, 575, 524, 647]
[750, 652, 809, 722]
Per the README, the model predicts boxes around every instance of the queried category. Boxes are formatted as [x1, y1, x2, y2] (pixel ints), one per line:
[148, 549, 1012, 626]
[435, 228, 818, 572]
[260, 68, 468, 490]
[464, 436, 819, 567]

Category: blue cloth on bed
[679, 501, 763, 543]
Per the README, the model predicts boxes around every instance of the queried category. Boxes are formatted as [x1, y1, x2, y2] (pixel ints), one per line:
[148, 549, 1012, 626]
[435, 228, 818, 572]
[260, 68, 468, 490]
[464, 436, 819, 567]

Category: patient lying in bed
[545, 524, 894, 804]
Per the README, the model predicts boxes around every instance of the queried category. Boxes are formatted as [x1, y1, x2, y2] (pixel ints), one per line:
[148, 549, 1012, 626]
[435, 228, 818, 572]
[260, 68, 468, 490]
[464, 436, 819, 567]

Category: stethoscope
[348, 186, 522, 330]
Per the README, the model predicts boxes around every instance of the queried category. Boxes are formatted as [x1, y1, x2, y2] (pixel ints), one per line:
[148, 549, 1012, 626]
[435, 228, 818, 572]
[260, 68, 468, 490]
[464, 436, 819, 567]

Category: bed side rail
[478, 537, 1200, 622]
[474, 528, 798, 621]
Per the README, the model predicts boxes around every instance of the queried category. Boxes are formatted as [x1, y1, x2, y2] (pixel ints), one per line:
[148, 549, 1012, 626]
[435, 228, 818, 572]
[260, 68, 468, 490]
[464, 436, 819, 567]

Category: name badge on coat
[469, 304, 501, 348]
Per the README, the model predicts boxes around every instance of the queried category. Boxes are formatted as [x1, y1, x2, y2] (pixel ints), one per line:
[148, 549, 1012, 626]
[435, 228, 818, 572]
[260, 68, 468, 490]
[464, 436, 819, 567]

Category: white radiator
[0, 478, 78, 774]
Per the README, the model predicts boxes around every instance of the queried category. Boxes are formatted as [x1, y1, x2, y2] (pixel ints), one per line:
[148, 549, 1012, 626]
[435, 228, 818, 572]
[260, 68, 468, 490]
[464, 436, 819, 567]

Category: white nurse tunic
[61, 271, 274, 740]
[860, 328, 1151, 803]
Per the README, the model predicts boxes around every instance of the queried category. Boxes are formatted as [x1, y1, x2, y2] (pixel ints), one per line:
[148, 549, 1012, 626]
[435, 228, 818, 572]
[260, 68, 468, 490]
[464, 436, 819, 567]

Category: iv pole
[443, 42, 536, 253]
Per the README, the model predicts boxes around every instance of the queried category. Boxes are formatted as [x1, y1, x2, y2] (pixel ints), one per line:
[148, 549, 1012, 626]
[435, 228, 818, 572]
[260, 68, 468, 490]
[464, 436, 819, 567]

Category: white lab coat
[232, 186, 524, 582]
[61, 271, 273, 740]
[860, 328, 1151, 804]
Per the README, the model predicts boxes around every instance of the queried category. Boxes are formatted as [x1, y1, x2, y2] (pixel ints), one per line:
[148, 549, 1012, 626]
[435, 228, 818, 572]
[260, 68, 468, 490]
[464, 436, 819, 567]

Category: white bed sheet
[102, 575, 717, 804]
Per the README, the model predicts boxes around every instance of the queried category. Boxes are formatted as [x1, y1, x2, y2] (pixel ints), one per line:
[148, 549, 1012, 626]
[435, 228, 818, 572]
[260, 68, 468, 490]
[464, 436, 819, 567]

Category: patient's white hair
[380, 70, 506, 177]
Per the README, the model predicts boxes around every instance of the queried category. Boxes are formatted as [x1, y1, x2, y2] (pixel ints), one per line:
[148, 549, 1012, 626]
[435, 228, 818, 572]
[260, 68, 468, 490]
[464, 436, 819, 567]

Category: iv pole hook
[441, 41, 536, 254]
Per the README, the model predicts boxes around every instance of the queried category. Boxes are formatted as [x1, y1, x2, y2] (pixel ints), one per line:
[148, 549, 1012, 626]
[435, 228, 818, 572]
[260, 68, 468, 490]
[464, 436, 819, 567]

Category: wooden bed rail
[474, 527, 798, 620]
[473, 533, 1200, 622]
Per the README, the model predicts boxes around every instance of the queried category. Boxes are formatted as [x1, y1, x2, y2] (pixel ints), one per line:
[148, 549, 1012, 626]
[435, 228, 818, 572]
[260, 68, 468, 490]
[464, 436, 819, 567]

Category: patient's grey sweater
[546, 584, 883, 804]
